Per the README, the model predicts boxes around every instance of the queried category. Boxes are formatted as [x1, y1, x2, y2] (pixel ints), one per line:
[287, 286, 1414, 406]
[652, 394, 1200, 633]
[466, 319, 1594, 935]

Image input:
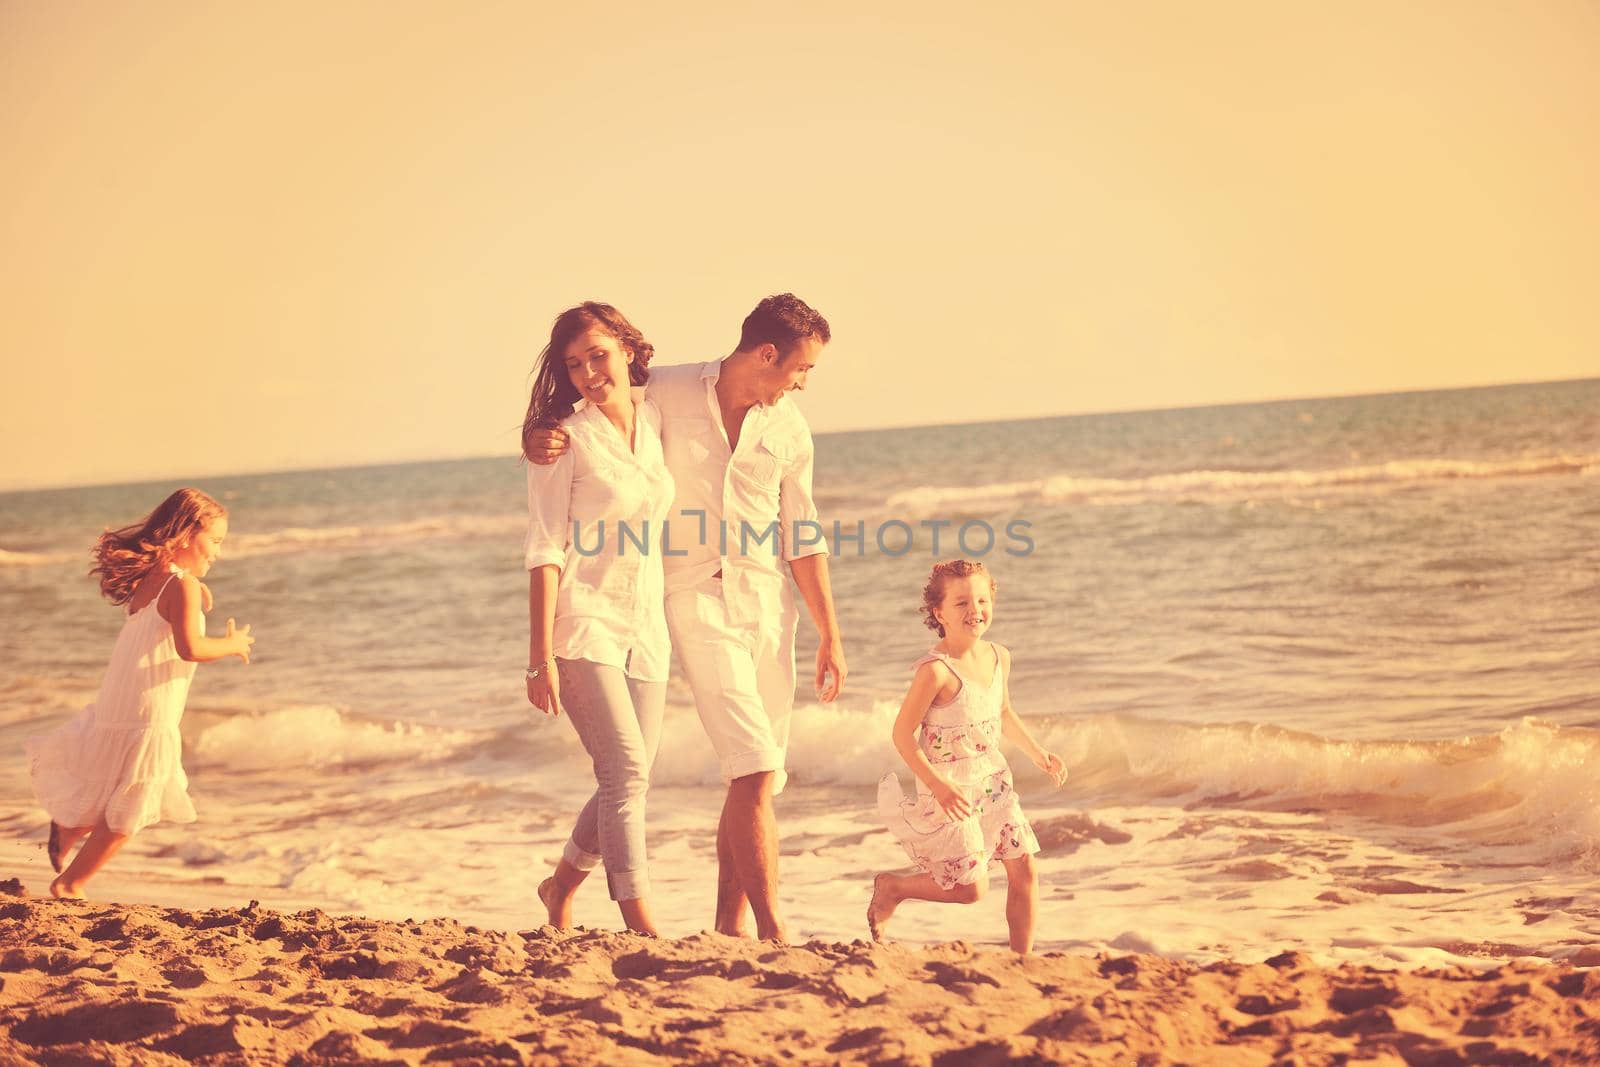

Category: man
[528, 293, 846, 941]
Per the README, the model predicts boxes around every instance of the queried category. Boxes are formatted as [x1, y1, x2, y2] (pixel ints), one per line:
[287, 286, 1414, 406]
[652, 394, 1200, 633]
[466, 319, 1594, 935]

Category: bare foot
[49, 877, 82, 900]
[537, 876, 572, 929]
[714, 903, 751, 939]
[868, 873, 896, 941]
[618, 900, 660, 938]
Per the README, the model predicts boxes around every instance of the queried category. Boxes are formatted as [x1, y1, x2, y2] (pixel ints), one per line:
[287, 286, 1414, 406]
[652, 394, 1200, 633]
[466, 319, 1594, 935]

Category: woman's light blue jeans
[556, 658, 665, 902]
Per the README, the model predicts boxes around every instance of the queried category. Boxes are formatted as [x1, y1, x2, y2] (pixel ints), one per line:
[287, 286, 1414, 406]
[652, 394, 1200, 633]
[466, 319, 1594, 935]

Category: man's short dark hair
[738, 293, 831, 355]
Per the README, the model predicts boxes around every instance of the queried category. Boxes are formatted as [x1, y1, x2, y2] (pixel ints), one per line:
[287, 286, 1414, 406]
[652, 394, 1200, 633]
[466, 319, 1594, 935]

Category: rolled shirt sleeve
[778, 427, 828, 563]
[523, 449, 575, 572]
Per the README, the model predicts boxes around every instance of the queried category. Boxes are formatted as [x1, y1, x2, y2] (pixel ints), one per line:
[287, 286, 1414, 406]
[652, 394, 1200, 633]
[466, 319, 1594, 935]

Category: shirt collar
[572, 390, 647, 418]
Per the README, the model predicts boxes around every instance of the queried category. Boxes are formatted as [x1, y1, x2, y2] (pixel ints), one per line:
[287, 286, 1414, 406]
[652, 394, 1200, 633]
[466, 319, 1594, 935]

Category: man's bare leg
[721, 771, 784, 941]
[714, 802, 750, 937]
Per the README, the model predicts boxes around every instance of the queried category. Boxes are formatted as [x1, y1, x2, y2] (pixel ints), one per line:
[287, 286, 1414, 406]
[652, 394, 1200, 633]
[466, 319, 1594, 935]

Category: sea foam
[191, 704, 473, 772]
[650, 700, 1600, 867]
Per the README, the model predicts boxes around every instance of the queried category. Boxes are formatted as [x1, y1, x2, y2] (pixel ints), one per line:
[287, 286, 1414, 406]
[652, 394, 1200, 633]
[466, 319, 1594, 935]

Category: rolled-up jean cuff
[563, 839, 602, 872]
[721, 747, 788, 793]
[606, 868, 650, 902]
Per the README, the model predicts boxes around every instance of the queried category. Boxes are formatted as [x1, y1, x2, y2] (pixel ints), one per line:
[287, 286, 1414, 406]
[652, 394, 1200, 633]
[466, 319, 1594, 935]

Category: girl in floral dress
[870, 559, 1067, 954]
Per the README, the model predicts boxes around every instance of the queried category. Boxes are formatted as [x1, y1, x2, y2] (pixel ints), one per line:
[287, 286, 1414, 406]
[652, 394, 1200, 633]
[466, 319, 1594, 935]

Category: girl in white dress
[26, 488, 255, 898]
[870, 559, 1067, 953]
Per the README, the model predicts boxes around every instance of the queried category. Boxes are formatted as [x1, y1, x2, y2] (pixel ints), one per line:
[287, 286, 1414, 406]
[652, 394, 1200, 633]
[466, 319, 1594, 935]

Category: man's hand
[814, 637, 846, 702]
[525, 427, 572, 466]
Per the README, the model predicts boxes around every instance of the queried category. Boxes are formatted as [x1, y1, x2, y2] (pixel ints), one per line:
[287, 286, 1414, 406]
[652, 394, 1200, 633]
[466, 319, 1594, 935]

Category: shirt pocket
[742, 433, 800, 491]
[666, 417, 718, 468]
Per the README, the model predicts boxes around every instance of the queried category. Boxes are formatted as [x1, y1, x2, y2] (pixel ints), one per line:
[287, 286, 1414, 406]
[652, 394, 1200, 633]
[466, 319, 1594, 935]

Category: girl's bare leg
[868, 870, 986, 940]
[538, 859, 589, 928]
[50, 820, 129, 898]
[58, 824, 94, 856]
[1001, 854, 1038, 954]
[48, 823, 93, 872]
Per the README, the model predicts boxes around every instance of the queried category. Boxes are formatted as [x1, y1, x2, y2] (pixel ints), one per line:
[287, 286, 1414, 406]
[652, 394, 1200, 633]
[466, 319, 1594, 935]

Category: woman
[522, 302, 674, 936]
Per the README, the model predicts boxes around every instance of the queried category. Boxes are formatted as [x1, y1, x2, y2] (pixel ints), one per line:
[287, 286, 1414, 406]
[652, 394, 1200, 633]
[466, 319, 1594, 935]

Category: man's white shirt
[647, 360, 829, 626]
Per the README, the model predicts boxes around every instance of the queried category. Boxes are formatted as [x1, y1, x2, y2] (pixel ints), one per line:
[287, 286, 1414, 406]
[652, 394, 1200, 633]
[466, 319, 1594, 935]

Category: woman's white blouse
[524, 396, 676, 681]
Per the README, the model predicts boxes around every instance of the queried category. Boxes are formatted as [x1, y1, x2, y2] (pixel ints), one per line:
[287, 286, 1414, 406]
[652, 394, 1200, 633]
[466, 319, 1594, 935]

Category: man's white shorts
[665, 577, 799, 794]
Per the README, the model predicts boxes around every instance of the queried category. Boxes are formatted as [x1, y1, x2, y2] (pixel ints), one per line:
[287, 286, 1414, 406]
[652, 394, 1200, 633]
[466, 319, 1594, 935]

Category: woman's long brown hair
[90, 488, 226, 605]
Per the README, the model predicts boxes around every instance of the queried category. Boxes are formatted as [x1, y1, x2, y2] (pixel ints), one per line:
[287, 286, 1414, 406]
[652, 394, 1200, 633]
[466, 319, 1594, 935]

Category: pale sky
[2, 1, 1597, 490]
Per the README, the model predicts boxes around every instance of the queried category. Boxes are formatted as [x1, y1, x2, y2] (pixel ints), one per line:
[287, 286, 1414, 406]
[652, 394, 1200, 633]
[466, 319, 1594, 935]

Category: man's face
[760, 335, 825, 405]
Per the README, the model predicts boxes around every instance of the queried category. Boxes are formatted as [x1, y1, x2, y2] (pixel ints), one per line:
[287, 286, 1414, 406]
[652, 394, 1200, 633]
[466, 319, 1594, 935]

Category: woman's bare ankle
[537, 876, 575, 928]
[618, 898, 658, 937]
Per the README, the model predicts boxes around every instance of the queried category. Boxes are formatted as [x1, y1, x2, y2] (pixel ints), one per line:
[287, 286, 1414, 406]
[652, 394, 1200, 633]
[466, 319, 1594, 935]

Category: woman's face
[561, 325, 633, 408]
[936, 574, 994, 640]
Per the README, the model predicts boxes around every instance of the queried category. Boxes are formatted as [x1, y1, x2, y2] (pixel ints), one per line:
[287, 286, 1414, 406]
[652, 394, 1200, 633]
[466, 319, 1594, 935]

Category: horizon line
[3, 373, 1593, 496]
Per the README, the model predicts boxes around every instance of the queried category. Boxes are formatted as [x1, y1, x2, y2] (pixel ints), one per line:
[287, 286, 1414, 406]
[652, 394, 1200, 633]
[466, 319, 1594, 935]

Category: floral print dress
[878, 644, 1040, 889]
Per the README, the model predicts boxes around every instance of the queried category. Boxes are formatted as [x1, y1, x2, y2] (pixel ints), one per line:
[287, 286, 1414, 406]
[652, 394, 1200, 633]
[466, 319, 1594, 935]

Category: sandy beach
[1, 880, 1595, 1066]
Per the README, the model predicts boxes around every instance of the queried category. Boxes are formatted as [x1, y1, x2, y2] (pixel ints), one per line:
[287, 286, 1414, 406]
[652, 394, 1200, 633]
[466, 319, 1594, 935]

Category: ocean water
[3, 377, 1598, 967]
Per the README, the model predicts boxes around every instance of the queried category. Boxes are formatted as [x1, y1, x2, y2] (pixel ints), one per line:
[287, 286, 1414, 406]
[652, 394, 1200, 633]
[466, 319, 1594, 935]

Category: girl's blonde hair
[90, 488, 227, 605]
[920, 559, 997, 637]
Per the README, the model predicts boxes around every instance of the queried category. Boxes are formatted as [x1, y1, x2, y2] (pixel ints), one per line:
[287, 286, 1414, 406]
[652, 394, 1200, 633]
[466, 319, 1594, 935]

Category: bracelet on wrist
[526, 661, 554, 680]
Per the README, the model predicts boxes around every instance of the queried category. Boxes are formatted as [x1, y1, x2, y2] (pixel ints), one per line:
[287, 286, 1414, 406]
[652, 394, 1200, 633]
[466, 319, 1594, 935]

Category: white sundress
[26, 565, 200, 835]
[878, 644, 1041, 889]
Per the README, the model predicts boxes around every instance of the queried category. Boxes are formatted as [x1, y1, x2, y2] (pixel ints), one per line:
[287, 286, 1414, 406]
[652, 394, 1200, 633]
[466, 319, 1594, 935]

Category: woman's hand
[199, 582, 214, 613]
[1034, 750, 1067, 787]
[527, 662, 561, 717]
[930, 778, 973, 822]
[225, 618, 254, 664]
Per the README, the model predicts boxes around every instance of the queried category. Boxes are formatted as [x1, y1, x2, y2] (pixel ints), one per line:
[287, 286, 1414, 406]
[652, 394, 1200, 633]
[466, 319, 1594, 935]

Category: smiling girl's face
[561, 325, 634, 409]
[936, 574, 994, 641]
[173, 515, 228, 578]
